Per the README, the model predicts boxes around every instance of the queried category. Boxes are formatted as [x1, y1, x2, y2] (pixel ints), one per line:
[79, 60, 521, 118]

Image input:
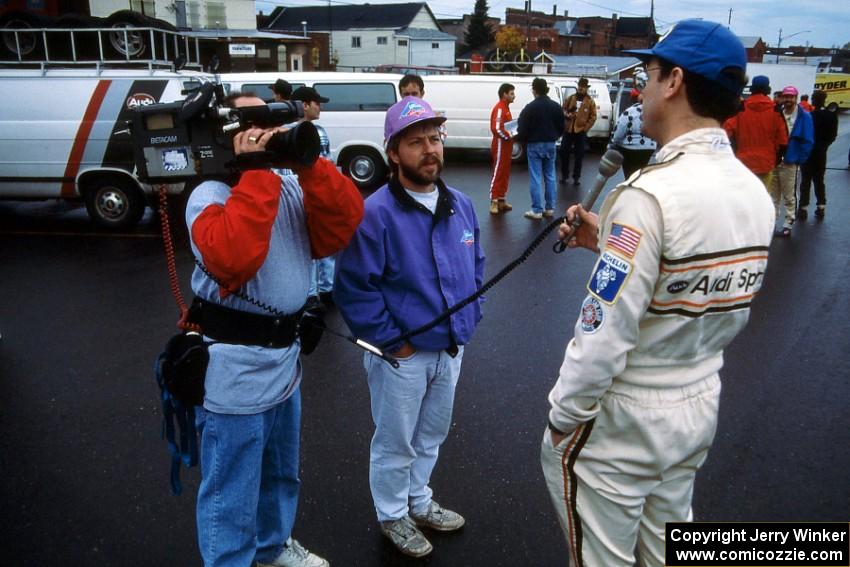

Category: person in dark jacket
[334, 96, 485, 559]
[797, 90, 838, 220]
[517, 77, 565, 220]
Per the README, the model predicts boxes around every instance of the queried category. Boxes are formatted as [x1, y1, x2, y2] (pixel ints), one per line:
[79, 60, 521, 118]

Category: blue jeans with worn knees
[364, 348, 464, 522]
[196, 390, 301, 567]
[308, 256, 335, 296]
[526, 142, 557, 213]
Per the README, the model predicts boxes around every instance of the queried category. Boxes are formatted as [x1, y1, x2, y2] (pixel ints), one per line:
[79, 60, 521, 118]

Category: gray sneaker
[410, 500, 465, 532]
[257, 538, 329, 567]
[380, 516, 433, 558]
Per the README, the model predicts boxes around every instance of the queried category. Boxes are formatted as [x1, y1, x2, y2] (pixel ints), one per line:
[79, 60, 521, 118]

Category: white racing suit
[541, 128, 775, 567]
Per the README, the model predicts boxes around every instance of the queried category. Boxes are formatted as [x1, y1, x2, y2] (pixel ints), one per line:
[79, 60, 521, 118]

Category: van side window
[242, 83, 305, 102]
[312, 83, 396, 111]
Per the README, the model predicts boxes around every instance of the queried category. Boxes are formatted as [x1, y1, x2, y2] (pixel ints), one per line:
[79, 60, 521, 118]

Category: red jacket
[724, 94, 788, 175]
[490, 100, 512, 141]
[191, 158, 364, 296]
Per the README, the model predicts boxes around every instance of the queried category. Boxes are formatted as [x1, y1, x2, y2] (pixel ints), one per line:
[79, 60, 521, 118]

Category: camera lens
[266, 121, 321, 166]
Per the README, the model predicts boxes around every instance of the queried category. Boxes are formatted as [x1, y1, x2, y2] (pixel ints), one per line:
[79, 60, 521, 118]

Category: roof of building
[549, 55, 642, 77]
[182, 29, 306, 40]
[265, 2, 435, 33]
[738, 36, 764, 48]
[396, 27, 456, 40]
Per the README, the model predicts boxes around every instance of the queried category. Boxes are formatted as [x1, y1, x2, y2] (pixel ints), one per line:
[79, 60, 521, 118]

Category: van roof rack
[0, 26, 204, 74]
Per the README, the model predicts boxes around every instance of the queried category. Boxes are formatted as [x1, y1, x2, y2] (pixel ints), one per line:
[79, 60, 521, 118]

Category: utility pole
[728, 8, 732, 27]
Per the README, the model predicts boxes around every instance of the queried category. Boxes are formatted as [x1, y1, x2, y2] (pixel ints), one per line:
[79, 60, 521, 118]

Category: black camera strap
[377, 215, 566, 349]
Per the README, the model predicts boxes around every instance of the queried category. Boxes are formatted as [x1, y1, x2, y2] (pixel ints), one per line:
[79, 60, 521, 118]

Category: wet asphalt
[1, 123, 849, 566]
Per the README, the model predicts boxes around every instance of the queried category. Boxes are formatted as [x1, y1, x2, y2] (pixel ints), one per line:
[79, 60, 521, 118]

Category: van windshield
[313, 83, 396, 111]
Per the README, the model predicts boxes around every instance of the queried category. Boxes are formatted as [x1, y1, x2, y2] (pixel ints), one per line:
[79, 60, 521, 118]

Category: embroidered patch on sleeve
[587, 251, 632, 304]
[580, 296, 605, 334]
[605, 222, 642, 258]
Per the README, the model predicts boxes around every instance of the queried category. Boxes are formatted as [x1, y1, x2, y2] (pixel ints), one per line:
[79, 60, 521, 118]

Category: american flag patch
[606, 223, 641, 258]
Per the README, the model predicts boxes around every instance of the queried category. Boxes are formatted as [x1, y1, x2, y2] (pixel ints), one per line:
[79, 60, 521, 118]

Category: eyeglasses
[644, 66, 662, 74]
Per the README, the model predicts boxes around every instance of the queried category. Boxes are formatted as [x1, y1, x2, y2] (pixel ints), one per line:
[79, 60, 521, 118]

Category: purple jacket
[334, 177, 485, 351]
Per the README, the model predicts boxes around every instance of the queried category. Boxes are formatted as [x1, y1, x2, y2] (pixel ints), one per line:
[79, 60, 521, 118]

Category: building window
[398, 39, 408, 47]
[351, 36, 361, 48]
[432, 42, 439, 49]
[377, 36, 387, 45]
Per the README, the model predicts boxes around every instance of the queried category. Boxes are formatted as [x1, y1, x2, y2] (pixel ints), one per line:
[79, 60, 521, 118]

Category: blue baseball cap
[623, 19, 747, 95]
[751, 75, 770, 90]
[384, 96, 446, 146]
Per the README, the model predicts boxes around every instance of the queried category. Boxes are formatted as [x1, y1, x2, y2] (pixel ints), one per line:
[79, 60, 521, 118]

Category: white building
[87, 0, 258, 30]
[263, 2, 457, 71]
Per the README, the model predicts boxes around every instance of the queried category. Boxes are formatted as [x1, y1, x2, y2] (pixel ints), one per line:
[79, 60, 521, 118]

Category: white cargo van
[219, 72, 404, 189]
[0, 67, 210, 228]
[420, 74, 613, 161]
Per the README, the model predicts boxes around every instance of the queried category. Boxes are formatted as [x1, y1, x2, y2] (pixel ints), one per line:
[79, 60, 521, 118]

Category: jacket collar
[656, 127, 732, 162]
[388, 175, 456, 222]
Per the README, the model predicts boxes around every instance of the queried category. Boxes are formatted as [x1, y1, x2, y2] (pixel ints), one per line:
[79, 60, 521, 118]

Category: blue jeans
[365, 348, 464, 522]
[196, 391, 301, 567]
[308, 256, 335, 296]
[526, 142, 557, 213]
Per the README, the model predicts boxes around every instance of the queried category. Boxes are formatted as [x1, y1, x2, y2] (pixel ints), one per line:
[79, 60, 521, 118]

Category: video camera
[130, 82, 321, 183]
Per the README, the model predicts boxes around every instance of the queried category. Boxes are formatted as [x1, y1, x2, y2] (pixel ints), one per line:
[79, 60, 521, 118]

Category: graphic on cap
[400, 100, 428, 120]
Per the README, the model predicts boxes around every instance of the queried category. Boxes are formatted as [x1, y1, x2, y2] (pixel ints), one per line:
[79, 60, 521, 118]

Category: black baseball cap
[271, 78, 292, 98]
[291, 86, 329, 104]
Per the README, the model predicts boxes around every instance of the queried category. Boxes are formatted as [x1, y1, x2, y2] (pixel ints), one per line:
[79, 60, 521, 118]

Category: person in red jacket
[187, 94, 364, 567]
[488, 82, 516, 214]
[724, 75, 788, 188]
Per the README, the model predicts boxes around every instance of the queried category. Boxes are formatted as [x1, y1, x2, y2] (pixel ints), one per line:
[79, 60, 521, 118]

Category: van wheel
[341, 148, 388, 190]
[827, 102, 839, 112]
[0, 11, 50, 58]
[511, 142, 525, 163]
[83, 176, 146, 229]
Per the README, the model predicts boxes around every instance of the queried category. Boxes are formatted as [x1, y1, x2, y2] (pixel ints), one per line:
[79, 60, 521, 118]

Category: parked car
[220, 71, 405, 189]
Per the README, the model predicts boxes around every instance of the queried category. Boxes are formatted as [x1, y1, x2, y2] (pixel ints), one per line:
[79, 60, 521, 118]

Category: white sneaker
[257, 538, 329, 567]
[524, 210, 543, 220]
[380, 516, 433, 558]
[542, 209, 555, 218]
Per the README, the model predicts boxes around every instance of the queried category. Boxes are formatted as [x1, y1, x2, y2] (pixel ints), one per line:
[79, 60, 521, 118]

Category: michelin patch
[587, 250, 632, 304]
[580, 296, 605, 334]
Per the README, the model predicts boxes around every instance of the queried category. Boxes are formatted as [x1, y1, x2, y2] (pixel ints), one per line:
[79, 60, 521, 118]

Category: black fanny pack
[189, 298, 302, 348]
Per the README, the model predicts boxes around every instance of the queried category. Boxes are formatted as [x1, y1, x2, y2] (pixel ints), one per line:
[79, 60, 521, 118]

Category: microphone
[553, 148, 624, 253]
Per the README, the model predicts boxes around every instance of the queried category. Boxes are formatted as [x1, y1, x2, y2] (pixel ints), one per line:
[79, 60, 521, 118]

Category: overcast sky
[257, 0, 850, 49]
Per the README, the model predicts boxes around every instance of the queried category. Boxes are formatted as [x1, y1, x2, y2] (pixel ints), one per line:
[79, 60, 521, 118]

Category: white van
[421, 74, 613, 161]
[0, 67, 210, 228]
[219, 72, 404, 189]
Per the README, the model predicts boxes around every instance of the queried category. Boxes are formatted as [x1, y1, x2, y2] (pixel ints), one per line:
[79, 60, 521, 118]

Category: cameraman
[185, 94, 364, 567]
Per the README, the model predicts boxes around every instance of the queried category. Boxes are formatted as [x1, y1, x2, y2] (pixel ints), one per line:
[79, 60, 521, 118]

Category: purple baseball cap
[384, 96, 447, 145]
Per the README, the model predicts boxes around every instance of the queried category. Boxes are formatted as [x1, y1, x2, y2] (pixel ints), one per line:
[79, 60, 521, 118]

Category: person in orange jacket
[488, 82, 516, 214]
[724, 75, 788, 188]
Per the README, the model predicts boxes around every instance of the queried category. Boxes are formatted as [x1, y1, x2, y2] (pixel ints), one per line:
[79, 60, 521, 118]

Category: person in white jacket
[540, 20, 775, 567]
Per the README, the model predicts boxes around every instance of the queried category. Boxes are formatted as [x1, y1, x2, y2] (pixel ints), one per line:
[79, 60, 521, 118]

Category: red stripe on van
[61, 80, 112, 198]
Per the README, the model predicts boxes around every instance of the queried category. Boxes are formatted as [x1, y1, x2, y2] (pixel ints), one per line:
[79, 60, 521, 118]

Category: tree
[464, 0, 494, 52]
[495, 25, 524, 52]
[843, 41, 850, 50]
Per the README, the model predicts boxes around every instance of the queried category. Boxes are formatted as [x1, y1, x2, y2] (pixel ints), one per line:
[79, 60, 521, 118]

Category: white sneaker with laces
[380, 515, 433, 558]
[410, 500, 465, 532]
[257, 538, 329, 567]
[524, 210, 543, 220]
